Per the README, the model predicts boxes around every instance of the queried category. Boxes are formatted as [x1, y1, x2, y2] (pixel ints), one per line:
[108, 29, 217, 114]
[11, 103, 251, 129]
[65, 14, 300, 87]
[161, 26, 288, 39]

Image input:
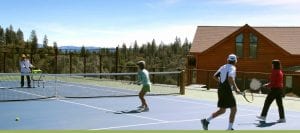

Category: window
[285, 76, 293, 88]
[235, 33, 243, 57]
[249, 33, 258, 58]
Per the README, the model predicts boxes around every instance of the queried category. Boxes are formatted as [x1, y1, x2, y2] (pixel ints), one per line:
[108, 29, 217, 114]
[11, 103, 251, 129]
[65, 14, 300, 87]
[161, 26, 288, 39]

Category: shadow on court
[255, 121, 278, 128]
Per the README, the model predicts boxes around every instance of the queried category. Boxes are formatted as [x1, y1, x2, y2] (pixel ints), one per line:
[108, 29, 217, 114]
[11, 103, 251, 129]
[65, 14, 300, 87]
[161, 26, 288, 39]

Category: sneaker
[256, 116, 266, 121]
[137, 105, 144, 109]
[201, 119, 209, 130]
[140, 107, 149, 112]
[277, 119, 286, 123]
[227, 128, 234, 130]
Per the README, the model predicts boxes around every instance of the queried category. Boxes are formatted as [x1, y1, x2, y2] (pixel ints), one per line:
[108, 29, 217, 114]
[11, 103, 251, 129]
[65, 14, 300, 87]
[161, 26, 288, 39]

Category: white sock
[206, 116, 213, 122]
[228, 123, 233, 130]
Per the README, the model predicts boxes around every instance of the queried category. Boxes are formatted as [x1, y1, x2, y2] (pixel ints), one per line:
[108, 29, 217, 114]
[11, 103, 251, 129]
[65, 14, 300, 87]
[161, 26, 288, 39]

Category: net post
[180, 70, 186, 95]
[55, 74, 58, 99]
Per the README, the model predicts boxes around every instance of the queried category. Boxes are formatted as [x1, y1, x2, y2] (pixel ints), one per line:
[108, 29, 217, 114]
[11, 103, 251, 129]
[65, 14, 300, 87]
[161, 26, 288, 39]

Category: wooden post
[206, 71, 210, 90]
[243, 73, 246, 91]
[69, 53, 73, 74]
[3, 52, 6, 73]
[115, 46, 119, 73]
[152, 68, 155, 84]
[83, 54, 86, 74]
[180, 70, 186, 95]
[55, 48, 58, 74]
[115, 47, 119, 80]
[99, 54, 102, 73]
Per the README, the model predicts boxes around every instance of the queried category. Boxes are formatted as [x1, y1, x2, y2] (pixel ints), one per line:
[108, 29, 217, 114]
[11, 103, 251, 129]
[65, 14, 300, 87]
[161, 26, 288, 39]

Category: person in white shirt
[20, 54, 33, 88]
[201, 54, 241, 130]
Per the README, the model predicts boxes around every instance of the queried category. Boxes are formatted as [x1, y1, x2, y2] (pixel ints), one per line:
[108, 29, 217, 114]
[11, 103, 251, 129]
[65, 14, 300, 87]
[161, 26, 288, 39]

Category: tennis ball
[15, 117, 20, 121]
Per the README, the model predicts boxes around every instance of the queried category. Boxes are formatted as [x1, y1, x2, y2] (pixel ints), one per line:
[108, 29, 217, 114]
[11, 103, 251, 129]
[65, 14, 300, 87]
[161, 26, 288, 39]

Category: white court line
[90, 114, 257, 130]
[9, 89, 54, 99]
[59, 99, 167, 122]
[8, 88, 166, 122]
[12, 90, 166, 122]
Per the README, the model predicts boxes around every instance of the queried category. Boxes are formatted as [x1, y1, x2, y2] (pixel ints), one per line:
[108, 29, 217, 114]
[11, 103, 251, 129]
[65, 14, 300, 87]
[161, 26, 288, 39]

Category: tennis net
[0, 71, 185, 102]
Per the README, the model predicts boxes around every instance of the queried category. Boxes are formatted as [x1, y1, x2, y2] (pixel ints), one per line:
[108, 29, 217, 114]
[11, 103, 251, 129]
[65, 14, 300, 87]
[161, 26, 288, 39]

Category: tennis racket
[241, 78, 262, 103]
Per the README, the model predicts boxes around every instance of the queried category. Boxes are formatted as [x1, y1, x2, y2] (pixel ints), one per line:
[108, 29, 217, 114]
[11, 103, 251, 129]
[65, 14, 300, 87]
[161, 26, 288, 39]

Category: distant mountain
[59, 46, 100, 50]
[58, 46, 115, 52]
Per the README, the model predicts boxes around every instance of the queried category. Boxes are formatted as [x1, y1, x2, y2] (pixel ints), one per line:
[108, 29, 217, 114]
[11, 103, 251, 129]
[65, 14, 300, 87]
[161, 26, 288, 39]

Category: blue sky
[1, 0, 300, 47]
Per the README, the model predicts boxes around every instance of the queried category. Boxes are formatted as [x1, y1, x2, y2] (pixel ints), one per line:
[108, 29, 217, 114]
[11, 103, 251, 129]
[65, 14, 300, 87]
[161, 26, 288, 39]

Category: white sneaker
[137, 105, 144, 109]
[256, 116, 266, 121]
[277, 119, 286, 123]
[140, 107, 149, 112]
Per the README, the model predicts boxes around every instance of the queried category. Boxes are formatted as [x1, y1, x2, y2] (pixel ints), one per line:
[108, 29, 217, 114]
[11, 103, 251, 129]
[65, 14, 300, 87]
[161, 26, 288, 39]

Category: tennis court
[0, 73, 300, 130]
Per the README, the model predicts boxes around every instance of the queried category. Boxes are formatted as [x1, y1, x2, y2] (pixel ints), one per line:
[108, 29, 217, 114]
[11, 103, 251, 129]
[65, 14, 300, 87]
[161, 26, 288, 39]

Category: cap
[21, 54, 26, 58]
[227, 54, 237, 62]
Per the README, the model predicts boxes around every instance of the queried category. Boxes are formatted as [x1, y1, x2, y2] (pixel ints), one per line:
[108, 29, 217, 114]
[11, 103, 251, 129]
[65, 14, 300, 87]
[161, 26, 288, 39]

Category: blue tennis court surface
[1, 93, 300, 130]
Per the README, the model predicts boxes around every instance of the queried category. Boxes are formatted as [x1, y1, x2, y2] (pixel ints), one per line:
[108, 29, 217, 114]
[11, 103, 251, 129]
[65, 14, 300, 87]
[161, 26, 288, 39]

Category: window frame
[249, 33, 258, 58]
[235, 33, 244, 57]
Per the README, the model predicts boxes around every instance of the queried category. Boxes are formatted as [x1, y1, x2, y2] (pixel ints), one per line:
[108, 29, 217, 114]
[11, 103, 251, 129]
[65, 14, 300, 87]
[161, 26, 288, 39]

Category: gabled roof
[190, 25, 300, 55]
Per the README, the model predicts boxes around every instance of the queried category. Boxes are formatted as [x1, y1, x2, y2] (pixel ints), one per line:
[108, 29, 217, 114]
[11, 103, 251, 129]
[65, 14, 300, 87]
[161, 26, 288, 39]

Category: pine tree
[182, 38, 190, 55]
[121, 43, 127, 60]
[5, 26, 14, 45]
[43, 35, 48, 48]
[0, 26, 4, 45]
[53, 41, 58, 54]
[151, 39, 157, 56]
[80, 46, 86, 57]
[29, 30, 38, 53]
[16, 28, 25, 47]
[133, 40, 139, 55]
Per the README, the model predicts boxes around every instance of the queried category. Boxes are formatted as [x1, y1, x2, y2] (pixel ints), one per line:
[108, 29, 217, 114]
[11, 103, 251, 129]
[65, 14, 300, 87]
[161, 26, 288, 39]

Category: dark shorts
[217, 83, 236, 108]
[141, 84, 151, 92]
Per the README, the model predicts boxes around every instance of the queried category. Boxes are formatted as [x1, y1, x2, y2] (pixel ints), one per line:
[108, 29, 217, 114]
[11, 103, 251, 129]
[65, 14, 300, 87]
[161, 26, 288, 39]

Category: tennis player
[201, 54, 241, 130]
[136, 61, 151, 112]
[257, 59, 286, 123]
[20, 54, 34, 88]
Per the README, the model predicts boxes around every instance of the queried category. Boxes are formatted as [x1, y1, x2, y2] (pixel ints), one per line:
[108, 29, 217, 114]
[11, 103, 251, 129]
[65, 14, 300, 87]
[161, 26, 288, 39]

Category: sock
[206, 116, 213, 122]
[228, 123, 233, 130]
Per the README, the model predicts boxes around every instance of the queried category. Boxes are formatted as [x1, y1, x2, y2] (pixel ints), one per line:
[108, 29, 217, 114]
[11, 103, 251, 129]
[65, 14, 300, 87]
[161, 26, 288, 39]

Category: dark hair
[272, 60, 281, 70]
[138, 64, 145, 69]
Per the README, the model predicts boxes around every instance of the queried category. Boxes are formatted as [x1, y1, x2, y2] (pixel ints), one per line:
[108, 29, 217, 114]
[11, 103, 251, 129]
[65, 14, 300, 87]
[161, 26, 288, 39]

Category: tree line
[0, 25, 191, 74]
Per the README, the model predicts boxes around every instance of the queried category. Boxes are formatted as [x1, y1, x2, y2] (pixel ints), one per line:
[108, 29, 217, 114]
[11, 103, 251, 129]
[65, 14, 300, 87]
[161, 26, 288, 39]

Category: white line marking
[59, 99, 167, 122]
[90, 114, 257, 130]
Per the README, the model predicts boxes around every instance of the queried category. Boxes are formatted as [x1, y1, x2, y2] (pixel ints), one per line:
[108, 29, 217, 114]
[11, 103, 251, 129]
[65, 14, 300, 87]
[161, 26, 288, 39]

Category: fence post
[84, 54, 86, 74]
[206, 71, 210, 90]
[180, 70, 186, 95]
[99, 54, 102, 73]
[3, 52, 6, 73]
[243, 73, 246, 91]
[69, 53, 73, 74]
[115, 46, 119, 73]
[55, 48, 58, 74]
